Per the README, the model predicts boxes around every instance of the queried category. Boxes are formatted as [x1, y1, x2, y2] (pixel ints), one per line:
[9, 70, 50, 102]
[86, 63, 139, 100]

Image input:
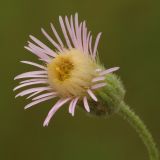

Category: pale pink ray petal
[26, 91, 43, 99]
[65, 16, 78, 48]
[86, 31, 91, 54]
[70, 97, 79, 116]
[24, 46, 50, 63]
[20, 79, 47, 84]
[95, 68, 102, 72]
[50, 23, 64, 48]
[59, 16, 72, 49]
[75, 13, 82, 50]
[13, 81, 48, 91]
[15, 74, 47, 80]
[19, 70, 47, 76]
[47, 98, 71, 116]
[75, 13, 79, 38]
[75, 13, 79, 26]
[29, 35, 57, 57]
[41, 28, 63, 52]
[77, 23, 83, 51]
[32, 92, 57, 101]
[68, 99, 75, 113]
[24, 95, 55, 109]
[29, 37, 56, 57]
[75, 13, 78, 29]
[82, 21, 87, 53]
[15, 87, 52, 98]
[99, 67, 120, 76]
[20, 79, 48, 85]
[28, 41, 44, 52]
[28, 42, 47, 59]
[93, 32, 102, 58]
[89, 35, 93, 55]
[91, 82, 107, 90]
[92, 76, 105, 82]
[70, 15, 79, 48]
[28, 41, 54, 59]
[26, 90, 43, 99]
[83, 96, 90, 112]
[43, 98, 71, 127]
[14, 71, 47, 80]
[21, 61, 47, 70]
[87, 89, 98, 102]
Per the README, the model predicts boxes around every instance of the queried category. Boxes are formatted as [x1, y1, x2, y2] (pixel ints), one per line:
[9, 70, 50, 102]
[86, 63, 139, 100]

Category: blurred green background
[1, 0, 160, 159]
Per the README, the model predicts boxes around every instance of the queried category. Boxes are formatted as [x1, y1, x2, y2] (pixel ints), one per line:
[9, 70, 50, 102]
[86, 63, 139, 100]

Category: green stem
[118, 101, 159, 160]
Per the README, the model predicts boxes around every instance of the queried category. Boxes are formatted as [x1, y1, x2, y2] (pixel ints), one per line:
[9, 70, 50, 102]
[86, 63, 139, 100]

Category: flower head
[14, 13, 119, 126]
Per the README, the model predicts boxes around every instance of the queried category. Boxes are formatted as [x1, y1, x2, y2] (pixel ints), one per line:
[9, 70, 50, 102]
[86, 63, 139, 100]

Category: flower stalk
[97, 74, 159, 160]
[118, 101, 159, 160]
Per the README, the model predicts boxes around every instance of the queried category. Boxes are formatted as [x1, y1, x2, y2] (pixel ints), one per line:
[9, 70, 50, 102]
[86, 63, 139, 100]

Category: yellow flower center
[47, 49, 98, 97]
[54, 56, 74, 81]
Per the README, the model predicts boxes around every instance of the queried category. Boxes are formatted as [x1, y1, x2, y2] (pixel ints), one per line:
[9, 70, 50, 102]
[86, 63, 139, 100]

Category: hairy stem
[118, 101, 159, 160]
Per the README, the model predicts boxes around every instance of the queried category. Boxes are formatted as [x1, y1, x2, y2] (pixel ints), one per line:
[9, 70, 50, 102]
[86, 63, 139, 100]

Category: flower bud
[86, 73, 125, 117]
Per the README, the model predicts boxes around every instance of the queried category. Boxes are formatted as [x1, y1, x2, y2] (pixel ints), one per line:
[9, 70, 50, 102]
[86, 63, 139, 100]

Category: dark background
[1, 0, 160, 159]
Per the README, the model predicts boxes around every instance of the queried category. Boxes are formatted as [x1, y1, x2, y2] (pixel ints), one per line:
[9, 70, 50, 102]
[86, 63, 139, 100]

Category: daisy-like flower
[14, 13, 119, 126]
